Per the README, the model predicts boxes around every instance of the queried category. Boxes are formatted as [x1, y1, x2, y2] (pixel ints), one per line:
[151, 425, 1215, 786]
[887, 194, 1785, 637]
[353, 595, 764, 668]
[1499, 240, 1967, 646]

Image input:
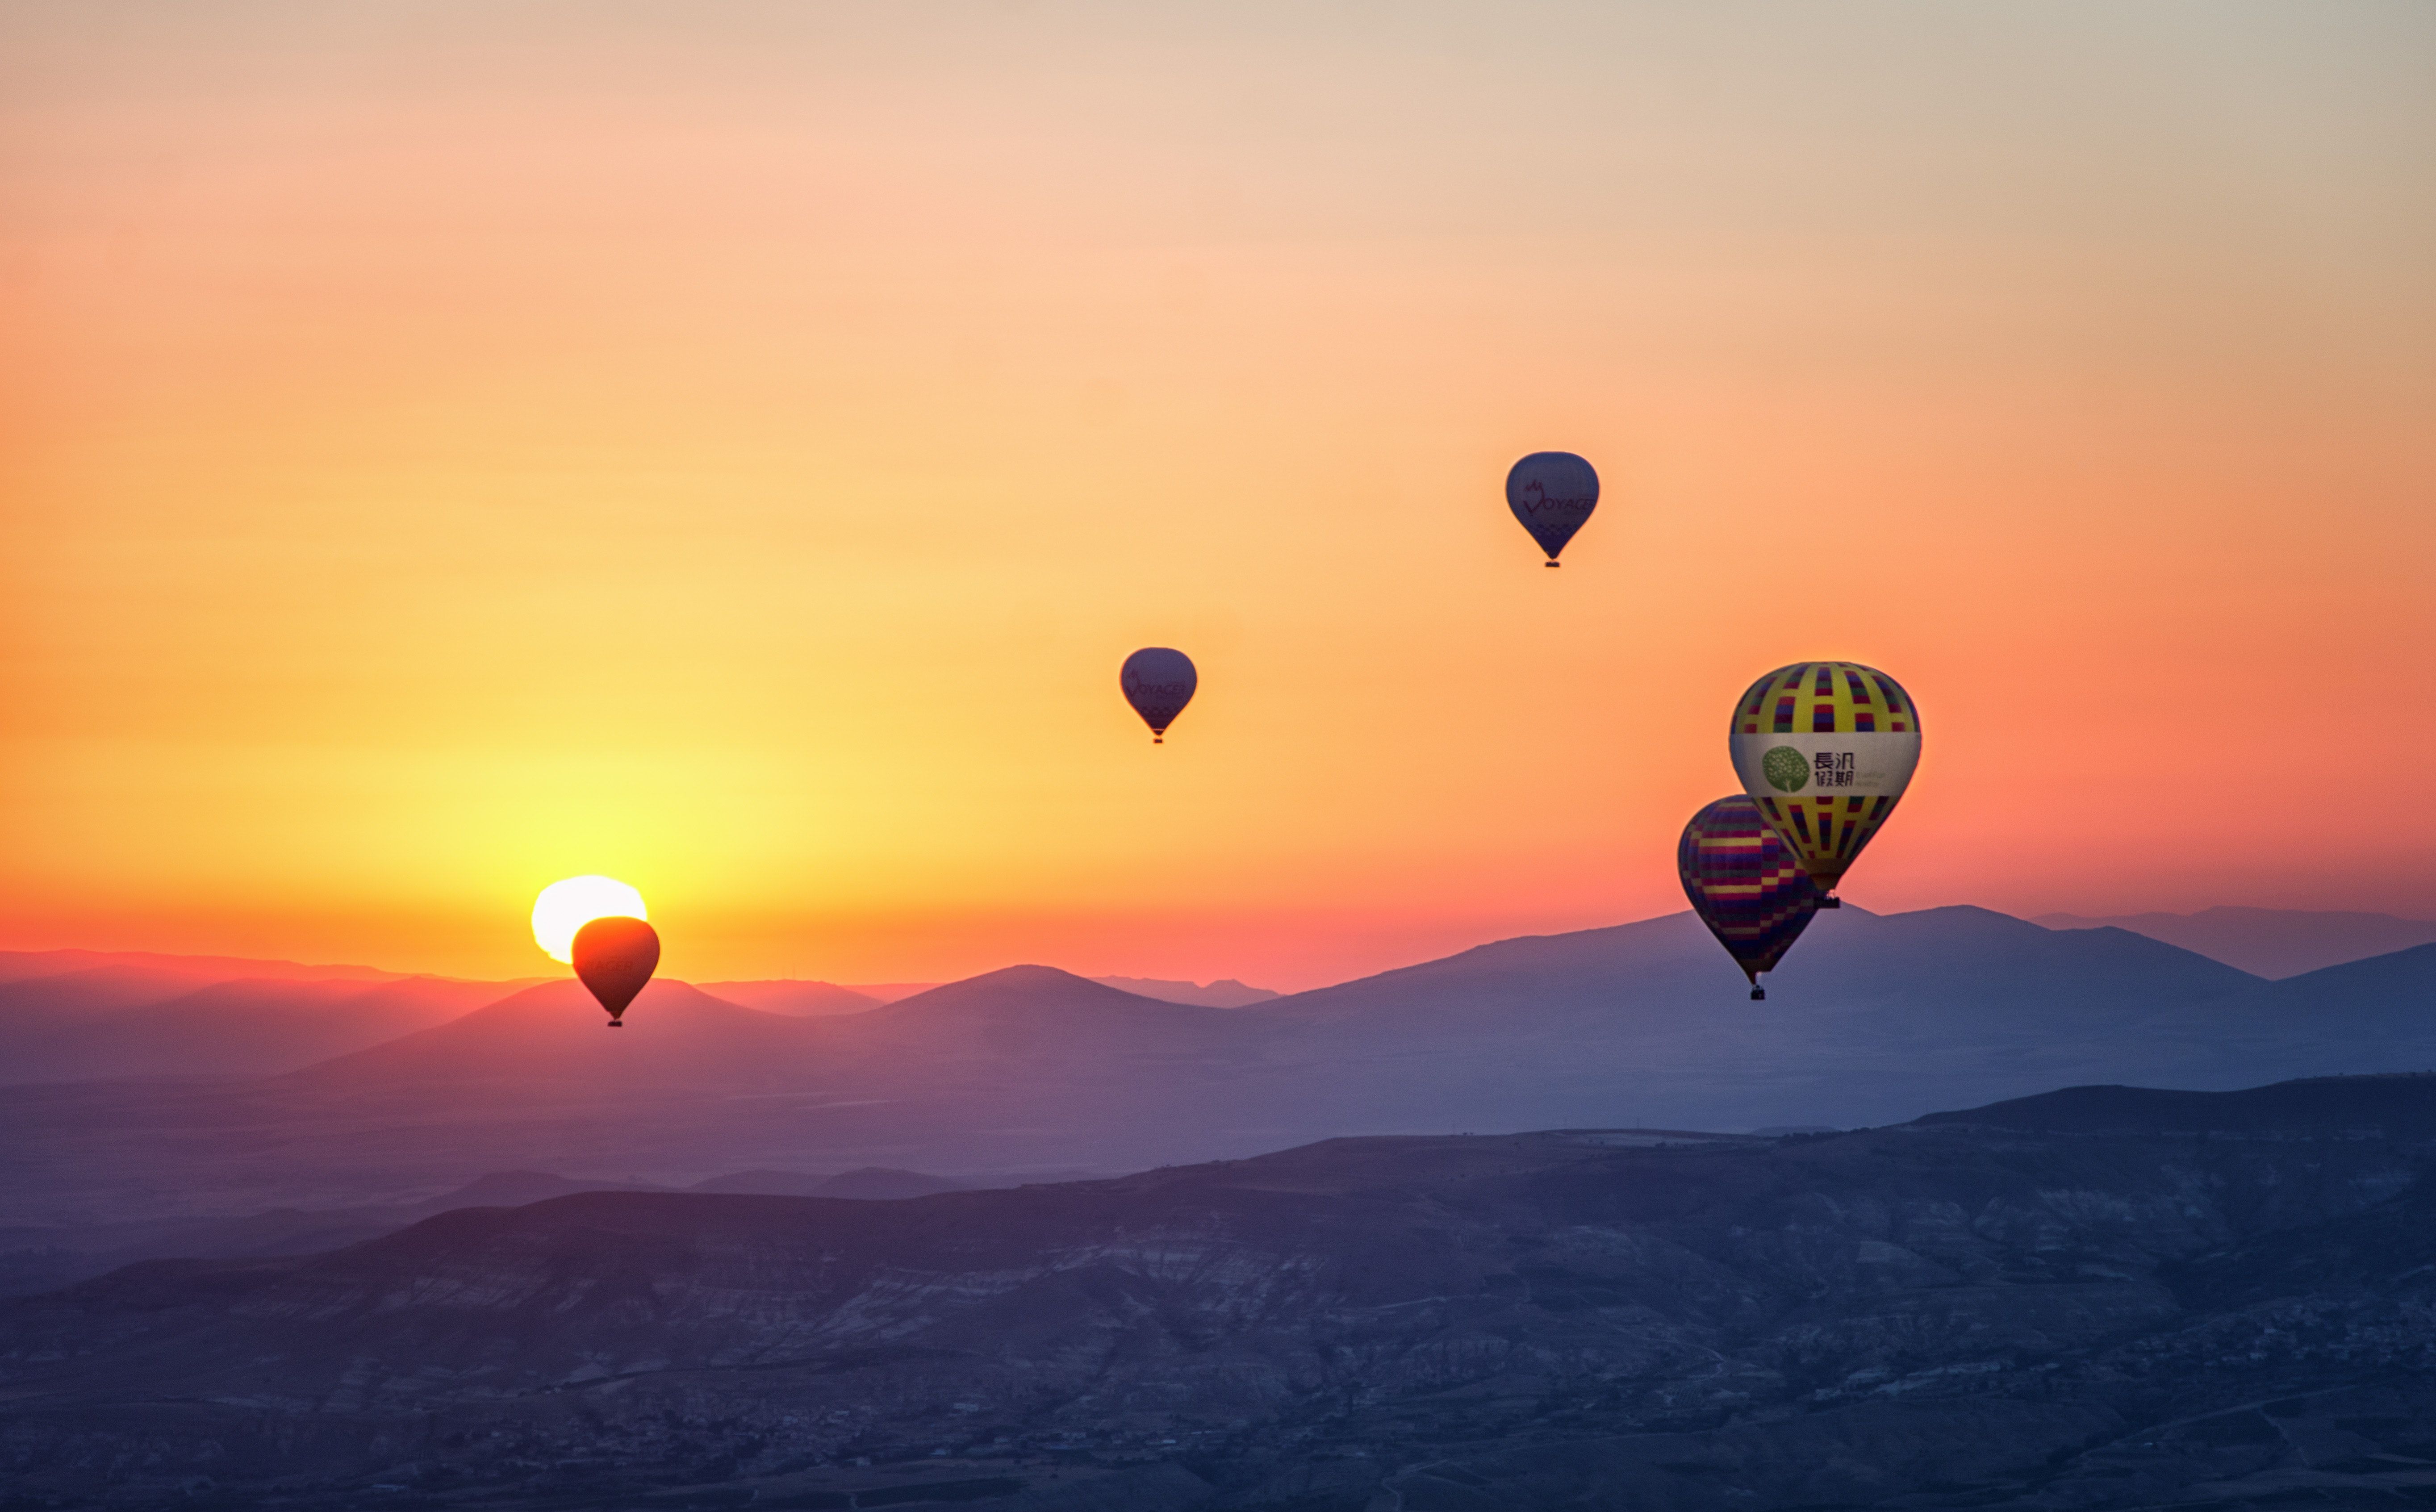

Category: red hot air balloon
[572, 915, 660, 1026]
[1120, 647, 1197, 743]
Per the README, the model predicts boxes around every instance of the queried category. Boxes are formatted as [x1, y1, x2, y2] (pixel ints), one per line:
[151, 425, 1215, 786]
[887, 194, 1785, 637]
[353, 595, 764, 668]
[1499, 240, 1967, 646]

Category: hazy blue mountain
[296, 966, 1260, 1095]
[292, 978, 829, 1091]
[2181, 941, 2436, 1078]
[13, 909, 2436, 1235]
[0, 964, 238, 1021]
[0, 967, 507, 1084]
[1271, 904, 2258, 1026]
[403, 1169, 673, 1209]
[1091, 974, 1282, 1007]
[689, 1167, 974, 1199]
[0, 948, 403, 985]
[694, 979, 884, 1016]
[841, 981, 940, 1003]
[2036, 904, 2436, 977]
[1245, 904, 2271, 1132]
[847, 964, 1260, 1061]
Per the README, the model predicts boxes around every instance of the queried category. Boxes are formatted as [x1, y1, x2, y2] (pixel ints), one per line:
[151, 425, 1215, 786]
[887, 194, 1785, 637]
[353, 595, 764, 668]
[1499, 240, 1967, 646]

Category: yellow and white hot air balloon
[1727, 661, 1921, 903]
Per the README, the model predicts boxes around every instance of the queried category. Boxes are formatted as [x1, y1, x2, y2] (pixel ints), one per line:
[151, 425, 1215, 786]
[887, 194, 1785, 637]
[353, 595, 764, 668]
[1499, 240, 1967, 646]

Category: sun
[531, 876, 648, 964]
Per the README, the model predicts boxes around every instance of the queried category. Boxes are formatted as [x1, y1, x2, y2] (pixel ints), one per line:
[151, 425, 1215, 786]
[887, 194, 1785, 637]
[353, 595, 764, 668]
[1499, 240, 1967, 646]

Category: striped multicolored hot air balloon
[1678, 796, 1822, 999]
[1727, 661, 1921, 902]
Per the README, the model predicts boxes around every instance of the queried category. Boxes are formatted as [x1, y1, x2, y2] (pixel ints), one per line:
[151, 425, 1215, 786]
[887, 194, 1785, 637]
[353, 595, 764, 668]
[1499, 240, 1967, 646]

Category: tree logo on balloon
[1762, 746, 1809, 793]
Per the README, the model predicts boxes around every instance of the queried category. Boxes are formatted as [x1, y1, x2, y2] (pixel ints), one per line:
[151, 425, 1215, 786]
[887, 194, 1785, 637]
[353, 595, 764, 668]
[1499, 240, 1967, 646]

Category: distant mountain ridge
[0, 948, 409, 984]
[688, 1167, 974, 1199]
[0, 966, 510, 1085]
[0, 953, 1282, 1087]
[288, 978, 827, 1090]
[694, 979, 883, 1016]
[7, 907, 2435, 1236]
[13, 908, 2405, 1090]
[2036, 905, 2436, 978]
[1090, 974, 1281, 1007]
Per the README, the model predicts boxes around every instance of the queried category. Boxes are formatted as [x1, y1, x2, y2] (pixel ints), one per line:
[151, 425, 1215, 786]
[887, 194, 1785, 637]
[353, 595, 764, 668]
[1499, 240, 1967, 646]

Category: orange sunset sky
[3, 3, 2432, 989]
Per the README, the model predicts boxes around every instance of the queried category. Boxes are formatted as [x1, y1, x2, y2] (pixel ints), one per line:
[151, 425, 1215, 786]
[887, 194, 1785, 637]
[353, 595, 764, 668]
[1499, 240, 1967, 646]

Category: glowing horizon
[4, 4, 2431, 990]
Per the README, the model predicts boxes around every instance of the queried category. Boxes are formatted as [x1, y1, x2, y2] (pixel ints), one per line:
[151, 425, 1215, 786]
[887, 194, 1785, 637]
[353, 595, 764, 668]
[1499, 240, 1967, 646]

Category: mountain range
[547, 973, 1275, 1013]
[5, 906, 2436, 1248]
[8, 914, 2436, 1508]
[2034, 905, 2436, 978]
[0, 954, 511, 1082]
[1090, 975, 1283, 1007]
[11, 1073, 2436, 1510]
[8, 903, 2423, 1087]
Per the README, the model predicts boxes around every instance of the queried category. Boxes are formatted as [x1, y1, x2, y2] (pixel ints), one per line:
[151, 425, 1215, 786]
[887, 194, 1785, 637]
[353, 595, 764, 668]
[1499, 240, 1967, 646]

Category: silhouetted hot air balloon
[1120, 647, 1196, 743]
[1727, 661, 1921, 905]
[1679, 795, 1822, 999]
[1505, 451, 1599, 566]
[572, 915, 659, 1026]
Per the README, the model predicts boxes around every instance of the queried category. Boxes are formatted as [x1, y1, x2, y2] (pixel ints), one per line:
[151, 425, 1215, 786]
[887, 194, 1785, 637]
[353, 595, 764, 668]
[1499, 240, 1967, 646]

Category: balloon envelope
[1726, 661, 1921, 894]
[1679, 795, 1821, 987]
[1120, 647, 1197, 741]
[1504, 451, 1599, 562]
[572, 915, 660, 1024]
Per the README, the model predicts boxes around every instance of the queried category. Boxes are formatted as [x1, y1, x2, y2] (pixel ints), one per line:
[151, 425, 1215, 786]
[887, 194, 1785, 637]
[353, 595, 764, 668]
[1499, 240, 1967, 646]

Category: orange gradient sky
[4, 3, 2432, 988]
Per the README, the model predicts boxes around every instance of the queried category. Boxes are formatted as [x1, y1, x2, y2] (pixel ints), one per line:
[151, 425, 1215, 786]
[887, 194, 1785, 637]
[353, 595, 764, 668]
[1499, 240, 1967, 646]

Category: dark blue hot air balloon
[1120, 647, 1196, 743]
[1678, 795, 1821, 1000]
[1505, 451, 1599, 566]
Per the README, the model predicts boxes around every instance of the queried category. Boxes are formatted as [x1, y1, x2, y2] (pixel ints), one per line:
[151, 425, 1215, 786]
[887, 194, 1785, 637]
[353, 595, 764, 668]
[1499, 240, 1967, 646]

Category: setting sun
[531, 877, 648, 965]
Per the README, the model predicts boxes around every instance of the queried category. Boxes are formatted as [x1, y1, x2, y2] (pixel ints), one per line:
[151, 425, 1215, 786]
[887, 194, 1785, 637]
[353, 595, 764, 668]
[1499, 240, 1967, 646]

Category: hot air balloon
[572, 915, 659, 1026]
[1679, 795, 1822, 999]
[1727, 661, 1921, 905]
[1505, 451, 1599, 566]
[1120, 647, 1196, 743]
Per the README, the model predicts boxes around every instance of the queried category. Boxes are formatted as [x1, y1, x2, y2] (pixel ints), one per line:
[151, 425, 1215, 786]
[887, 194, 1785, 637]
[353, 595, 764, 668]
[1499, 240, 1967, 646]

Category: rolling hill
[12, 1073, 2436, 1510]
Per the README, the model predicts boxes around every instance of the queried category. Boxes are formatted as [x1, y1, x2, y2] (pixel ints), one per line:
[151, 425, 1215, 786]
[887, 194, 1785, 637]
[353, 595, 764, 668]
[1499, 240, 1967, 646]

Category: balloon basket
[1750, 987, 1765, 1001]
[1820, 895, 1842, 909]
[605, 1020, 623, 1028]
[1544, 560, 1560, 568]
[1152, 735, 1163, 744]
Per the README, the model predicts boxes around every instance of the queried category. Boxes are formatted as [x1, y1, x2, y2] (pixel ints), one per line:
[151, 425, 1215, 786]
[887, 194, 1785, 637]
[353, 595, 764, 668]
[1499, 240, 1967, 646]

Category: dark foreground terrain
[9, 1077, 2436, 1511]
